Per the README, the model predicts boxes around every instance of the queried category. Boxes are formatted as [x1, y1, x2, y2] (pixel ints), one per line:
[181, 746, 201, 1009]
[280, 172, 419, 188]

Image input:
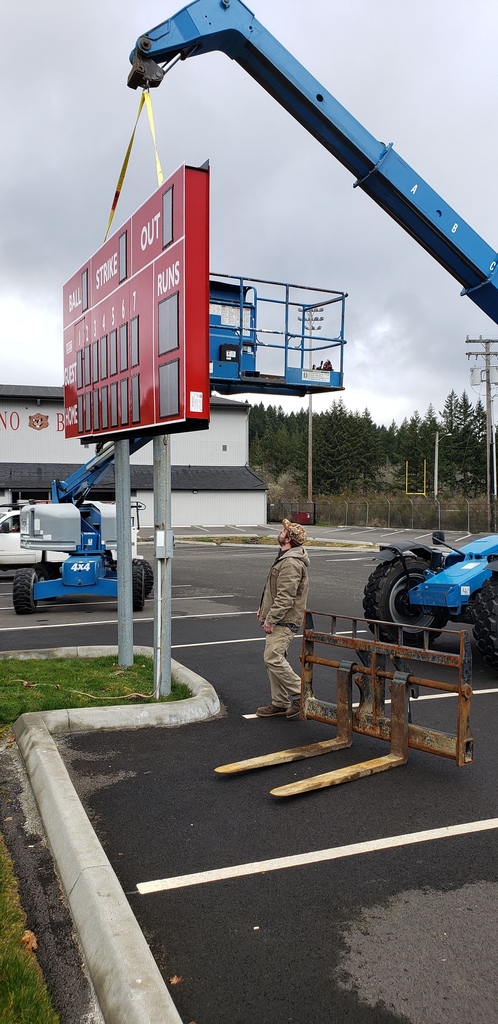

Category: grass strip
[184, 535, 372, 547]
[0, 655, 190, 726]
[0, 831, 60, 1024]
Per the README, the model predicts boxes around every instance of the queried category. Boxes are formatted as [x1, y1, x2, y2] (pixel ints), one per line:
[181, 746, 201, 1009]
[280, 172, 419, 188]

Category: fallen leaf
[168, 975, 183, 986]
[21, 930, 38, 951]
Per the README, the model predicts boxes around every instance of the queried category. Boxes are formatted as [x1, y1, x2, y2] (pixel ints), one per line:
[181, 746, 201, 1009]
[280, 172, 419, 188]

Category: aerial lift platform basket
[215, 612, 473, 797]
[209, 274, 346, 398]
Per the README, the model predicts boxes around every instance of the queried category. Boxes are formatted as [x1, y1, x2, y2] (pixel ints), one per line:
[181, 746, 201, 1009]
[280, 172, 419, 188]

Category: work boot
[256, 703, 288, 717]
[285, 698, 301, 719]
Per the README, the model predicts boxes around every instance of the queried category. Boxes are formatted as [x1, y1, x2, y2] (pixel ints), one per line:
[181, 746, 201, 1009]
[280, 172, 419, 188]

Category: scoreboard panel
[63, 164, 210, 441]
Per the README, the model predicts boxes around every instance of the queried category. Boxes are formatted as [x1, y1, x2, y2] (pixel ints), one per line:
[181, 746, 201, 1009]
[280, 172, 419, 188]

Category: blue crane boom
[128, 0, 498, 325]
[51, 436, 151, 505]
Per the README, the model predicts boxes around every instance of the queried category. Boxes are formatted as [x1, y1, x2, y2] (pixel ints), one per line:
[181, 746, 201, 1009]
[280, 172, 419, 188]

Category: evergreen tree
[248, 388, 491, 499]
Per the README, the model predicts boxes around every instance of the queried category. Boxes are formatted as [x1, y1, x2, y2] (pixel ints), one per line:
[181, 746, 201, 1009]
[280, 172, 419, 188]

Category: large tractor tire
[472, 577, 498, 669]
[133, 557, 154, 597]
[132, 562, 145, 612]
[363, 556, 448, 646]
[13, 567, 39, 615]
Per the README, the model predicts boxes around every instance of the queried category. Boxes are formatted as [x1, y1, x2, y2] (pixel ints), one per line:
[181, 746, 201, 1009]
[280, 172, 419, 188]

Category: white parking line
[325, 557, 374, 562]
[0, 617, 154, 632]
[241, 686, 498, 717]
[172, 594, 235, 601]
[170, 629, 370, 650]
[175, 634, 265, 648]
[136, 817, 498, 894]
[404, 686, 498, 700]
[0, 611, 258, 633]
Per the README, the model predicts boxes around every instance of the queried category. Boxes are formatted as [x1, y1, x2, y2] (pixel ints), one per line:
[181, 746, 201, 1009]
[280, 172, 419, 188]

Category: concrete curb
[9, 646, 220, 1024]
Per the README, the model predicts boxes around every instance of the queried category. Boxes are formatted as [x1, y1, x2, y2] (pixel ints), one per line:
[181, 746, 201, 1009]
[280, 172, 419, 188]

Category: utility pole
[298, 305, 324, 503]
[434, 429, 451, 500]
[466, 336, 498, 532]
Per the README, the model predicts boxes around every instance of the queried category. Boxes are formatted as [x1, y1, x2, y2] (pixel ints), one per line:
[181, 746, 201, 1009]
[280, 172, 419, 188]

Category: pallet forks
[215, 613, 473, 797]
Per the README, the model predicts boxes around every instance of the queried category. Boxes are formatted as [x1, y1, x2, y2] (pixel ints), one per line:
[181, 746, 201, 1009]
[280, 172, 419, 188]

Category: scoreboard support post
[153, 435, 172, 697]
[115, 439, 134, 669]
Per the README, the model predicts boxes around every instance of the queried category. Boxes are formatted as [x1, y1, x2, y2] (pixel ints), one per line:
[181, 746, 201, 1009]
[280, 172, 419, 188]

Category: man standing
[256, 519, 310, 719]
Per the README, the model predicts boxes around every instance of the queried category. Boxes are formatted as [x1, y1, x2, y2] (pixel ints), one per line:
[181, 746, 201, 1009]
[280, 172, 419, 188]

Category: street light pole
[466, 336, 498, 532]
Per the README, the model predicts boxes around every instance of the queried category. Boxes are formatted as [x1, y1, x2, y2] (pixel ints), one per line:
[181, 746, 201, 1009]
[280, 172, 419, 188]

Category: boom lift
[209, 274, 345, 397]
[13, 437, 154, 615]
[128, 0, 498, 670]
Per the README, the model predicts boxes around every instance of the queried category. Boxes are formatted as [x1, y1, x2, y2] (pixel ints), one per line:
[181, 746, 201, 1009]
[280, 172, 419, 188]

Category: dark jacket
[259, 545, 310, 628]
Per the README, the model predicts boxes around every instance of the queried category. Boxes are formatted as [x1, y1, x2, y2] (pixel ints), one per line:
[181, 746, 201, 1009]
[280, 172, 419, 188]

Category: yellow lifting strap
[103, 90, 164, 243]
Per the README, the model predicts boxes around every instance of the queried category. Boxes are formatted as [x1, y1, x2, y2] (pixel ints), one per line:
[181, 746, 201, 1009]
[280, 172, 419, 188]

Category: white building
[0, 385, 267, 528]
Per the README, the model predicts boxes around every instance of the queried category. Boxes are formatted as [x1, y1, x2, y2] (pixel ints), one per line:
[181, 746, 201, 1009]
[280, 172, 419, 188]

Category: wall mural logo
[28, 414, 49, 431]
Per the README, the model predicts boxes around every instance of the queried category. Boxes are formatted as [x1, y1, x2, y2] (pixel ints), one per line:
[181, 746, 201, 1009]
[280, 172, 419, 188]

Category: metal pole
[114, 438, 133, 668]
[153, 435, 172, 697]
[307, 391, 313, 502]
[485, 341, 493, 531]
[298, 304, 323, 504]
[491, 423, 495, 499]
[434, 431, 439, 499]
[466, 336, 498, 533]
[491, 405, 497, 533]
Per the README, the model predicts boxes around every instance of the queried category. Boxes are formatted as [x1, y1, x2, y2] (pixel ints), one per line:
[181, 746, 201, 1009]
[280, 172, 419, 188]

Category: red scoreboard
[63, 164, 210, 441]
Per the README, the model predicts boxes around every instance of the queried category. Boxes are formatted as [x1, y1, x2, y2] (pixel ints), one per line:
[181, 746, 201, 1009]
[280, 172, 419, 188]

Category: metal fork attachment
[215, 612, 473, 798]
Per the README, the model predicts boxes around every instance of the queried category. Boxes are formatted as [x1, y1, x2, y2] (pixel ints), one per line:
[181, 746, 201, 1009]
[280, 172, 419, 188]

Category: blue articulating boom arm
[51, 436, 151, 506]
[129, 0, 498, 325]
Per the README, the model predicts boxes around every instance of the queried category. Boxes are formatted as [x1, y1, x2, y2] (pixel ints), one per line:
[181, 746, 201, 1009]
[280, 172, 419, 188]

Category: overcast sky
[1, 0, 498, 426]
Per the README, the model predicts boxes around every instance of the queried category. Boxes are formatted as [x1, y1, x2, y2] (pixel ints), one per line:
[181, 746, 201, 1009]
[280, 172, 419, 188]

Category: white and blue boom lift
[13, 437, 154, 614]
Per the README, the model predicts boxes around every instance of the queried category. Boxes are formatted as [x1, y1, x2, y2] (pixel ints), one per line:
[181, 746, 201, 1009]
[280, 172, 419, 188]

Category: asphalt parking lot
[1, 532, 497, 1024]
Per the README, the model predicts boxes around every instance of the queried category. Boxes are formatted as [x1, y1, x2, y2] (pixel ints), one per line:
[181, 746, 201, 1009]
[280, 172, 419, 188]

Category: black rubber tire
[38, 562, 61, 581]
[472, 577, 498, 668]
[133, 558, 154, 597]
[13, 567, 39, 615]
[132, 562, 145, 612]
[362, 556, 448, 646]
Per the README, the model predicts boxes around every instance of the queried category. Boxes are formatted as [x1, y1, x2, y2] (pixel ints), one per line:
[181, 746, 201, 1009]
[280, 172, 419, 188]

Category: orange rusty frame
[215, 612, 473, 798]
